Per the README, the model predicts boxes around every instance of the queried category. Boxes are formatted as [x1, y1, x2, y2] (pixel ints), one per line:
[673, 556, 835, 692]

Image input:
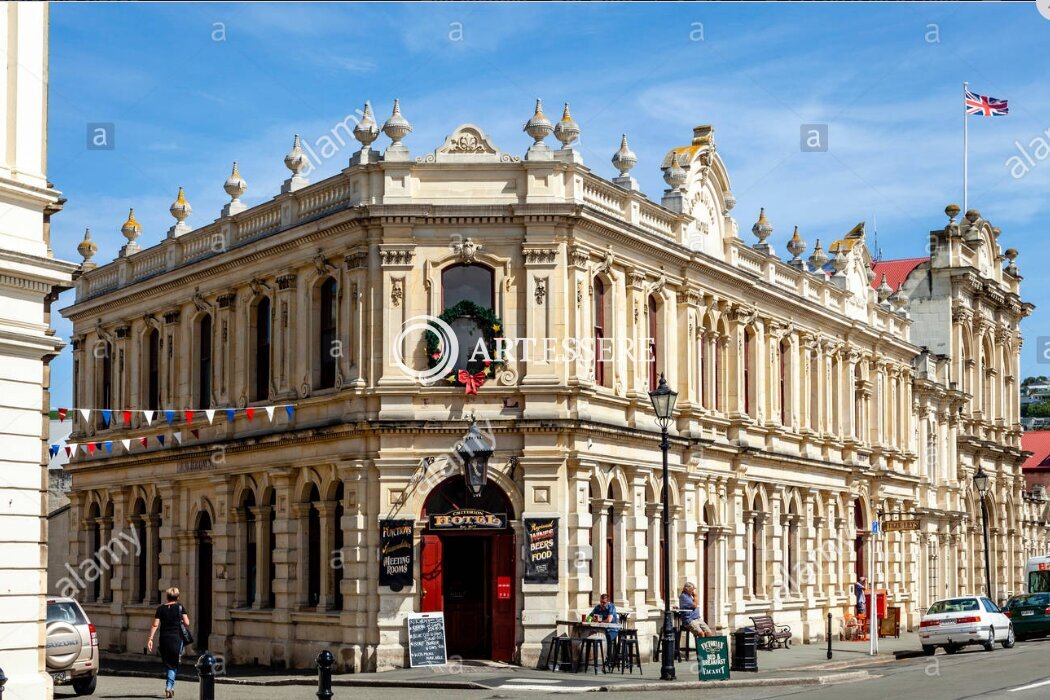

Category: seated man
[590, 593, 619, 658]
[679, 582, 713, 637]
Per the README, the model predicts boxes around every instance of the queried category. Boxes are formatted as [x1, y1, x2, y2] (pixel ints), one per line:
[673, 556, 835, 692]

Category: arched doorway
[196, 511, 213, 650]
[853, 498, 866, 579]
[420, 477, 516, 662]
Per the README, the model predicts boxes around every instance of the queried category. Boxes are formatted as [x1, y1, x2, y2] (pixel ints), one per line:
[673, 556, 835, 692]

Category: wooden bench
[749, 614, 792, 650]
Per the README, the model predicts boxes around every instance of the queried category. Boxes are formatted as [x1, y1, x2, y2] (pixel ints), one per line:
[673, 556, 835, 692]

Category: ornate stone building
[60, 99, 1048, 671]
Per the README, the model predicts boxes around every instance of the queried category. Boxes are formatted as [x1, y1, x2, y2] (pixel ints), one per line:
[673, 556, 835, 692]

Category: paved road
[62, 639, 1050, 700]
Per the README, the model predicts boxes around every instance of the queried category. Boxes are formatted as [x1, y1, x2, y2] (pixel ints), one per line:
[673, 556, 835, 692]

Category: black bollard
[316, 650, 334, 699]
[827, 613, 833, 660]
[196, 652, 216, 700]
[0, 665, 7, 699]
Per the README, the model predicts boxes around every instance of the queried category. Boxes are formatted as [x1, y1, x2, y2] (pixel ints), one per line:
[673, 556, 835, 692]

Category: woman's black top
[154, 603, 187, 668]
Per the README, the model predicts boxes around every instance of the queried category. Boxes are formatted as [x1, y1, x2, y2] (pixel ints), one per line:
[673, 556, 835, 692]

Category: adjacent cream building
[60, 99, 1049, 671]
[0, 3, 77, 697]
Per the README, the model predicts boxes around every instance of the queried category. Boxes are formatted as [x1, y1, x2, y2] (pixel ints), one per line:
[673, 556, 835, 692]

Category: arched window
[699, 328, 708, 409]
[442, 264, 494, 309]
[779, 339, 789, 425]
[441, 264, 495, 370]
[594, 278, 607, 386]
[332, 482, 345, 611]
[253, 298, 271, 401]
[306, 485, 322, 607]
[146, 329, 160, 411]
[749, 495, 763, 597]
[786, 500, 799, 595]
[809, 351, 820, 431]
[743, 329, 753, 416]
[318, 278, 337, 390]
[648, 295, 659, 391]
[197, 314, 212, 410]
[98, 341, 112, 429]
[242, 491, 257, 607]
[853, 498, 866, 579]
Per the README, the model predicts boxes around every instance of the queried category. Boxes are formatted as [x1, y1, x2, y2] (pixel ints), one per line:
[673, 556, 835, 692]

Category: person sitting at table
[679, 582, 713, 637]
[590, 593, 619, 658]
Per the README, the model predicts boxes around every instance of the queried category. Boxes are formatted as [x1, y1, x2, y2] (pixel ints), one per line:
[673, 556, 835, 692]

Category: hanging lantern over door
[457, 421, 493, 496]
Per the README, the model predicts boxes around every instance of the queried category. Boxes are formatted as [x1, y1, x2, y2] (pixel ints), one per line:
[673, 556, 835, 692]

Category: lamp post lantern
[648, 373, 678, 681]
[457, 420, 493, 497]
[974, 466, 993, 599]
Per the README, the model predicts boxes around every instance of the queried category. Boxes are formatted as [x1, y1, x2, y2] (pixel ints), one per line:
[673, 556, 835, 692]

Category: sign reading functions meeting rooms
[428, 508, 506, 530]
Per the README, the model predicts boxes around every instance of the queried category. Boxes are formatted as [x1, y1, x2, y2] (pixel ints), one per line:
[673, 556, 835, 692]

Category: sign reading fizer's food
[524, 517, 558, 583]
[379, 519, 414, 590]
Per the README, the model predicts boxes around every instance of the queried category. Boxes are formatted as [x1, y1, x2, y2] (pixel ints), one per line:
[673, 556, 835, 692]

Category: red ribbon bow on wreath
[457, 369, 488, 395]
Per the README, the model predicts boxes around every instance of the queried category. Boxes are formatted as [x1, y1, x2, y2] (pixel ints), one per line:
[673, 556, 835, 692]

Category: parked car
[919, 595, 1014, 655]
[1003, 592, 1050, 641]
[46, 597, 98, 695]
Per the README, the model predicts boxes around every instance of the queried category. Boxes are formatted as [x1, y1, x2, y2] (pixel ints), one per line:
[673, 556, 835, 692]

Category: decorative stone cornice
[276, 273, 298, 290]
[569, 246, 590, 269]
[522, 246, 558, 265]
[344, 251, 368, 270]
[379, 248, 415, 267]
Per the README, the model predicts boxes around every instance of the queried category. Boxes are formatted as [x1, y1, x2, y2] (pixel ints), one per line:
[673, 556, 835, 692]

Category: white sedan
[919, 595, 1015, 655]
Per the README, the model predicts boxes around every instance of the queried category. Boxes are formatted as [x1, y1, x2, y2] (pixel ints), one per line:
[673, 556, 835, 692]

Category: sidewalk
[101, 634, 922, 692]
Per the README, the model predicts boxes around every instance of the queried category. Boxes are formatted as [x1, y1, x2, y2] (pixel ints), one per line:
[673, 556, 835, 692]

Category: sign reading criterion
[428, 508, 506, 530]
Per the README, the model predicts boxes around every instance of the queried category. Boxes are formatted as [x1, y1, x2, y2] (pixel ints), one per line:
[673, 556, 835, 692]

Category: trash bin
[731, 627, 758, 672]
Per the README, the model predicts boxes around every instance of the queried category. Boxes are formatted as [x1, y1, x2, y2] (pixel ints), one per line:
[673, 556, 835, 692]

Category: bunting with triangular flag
[79, 408, 91, 422]
[264, 406, 274, 422]
[104, 441, 113, 454]
[245, 407, 255, 422]
[157, 435, 165, 447]
[101, 410, 112, 427]
[226, 408, 236, 422]
[191, 429, 200, 439]
[185, 410, 194, 424]
[205, 409, 215, 425]
[138, 437, 148, 449]
[143, 410, 154, 426]
[285, 405, 294, 420]
[87, 443, 96, 455]
[49, 444, 60, 458]
[121, 439, 131, 452]
[122, 410, 132, 426]
[57, 408, 68, 421]
[173, 431, 183, 445]
[164, 410, 175, 426]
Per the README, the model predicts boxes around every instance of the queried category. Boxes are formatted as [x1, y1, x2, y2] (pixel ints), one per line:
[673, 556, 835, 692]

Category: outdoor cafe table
[554, 620, 621, 664]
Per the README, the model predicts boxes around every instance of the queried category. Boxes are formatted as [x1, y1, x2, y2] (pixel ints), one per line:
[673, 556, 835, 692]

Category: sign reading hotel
[379, 519, 414, 590]
[428, 508, 506, 530]
[524, 517, 559, 583]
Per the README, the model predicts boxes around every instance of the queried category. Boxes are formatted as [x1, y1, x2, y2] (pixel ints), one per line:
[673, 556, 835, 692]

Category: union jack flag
[965, 89, 1009, 117]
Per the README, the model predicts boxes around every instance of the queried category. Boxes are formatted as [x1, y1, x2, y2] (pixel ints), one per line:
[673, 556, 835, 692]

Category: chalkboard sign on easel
[407, 612, 447, 667]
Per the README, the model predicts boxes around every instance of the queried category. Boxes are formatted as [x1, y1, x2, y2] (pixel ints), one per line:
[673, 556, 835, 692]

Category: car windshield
[47, 601, 87, 625]
[926, 598, 979, 615]
[1007, 593, 1050, 608]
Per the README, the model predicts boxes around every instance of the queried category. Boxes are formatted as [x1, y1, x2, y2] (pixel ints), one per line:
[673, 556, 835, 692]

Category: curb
[600, 670, 873, 691]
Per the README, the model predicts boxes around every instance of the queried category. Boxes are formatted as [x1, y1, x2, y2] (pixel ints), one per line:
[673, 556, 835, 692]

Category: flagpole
[963, 81, 968, 213]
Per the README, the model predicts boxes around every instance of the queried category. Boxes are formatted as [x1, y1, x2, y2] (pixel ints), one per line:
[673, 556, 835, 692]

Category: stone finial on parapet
[382, 98, 413, 162]
[167, 186, 192, 238]
[752, 207, 773, 256]
[786, 226, 806, 268]
[222, 161, 248, 217]
[351, 100, 381, 165]
[553, 102, 583, 164]
[77, 227, 98, 270]
[119, 208, 142, 257]
[523, 98, 554, 161]
[281, 134, 310, 193]
[611, 133, 640, 191]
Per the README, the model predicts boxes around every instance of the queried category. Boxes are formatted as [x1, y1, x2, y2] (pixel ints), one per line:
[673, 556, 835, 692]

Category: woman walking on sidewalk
[147, 587, 192, 698]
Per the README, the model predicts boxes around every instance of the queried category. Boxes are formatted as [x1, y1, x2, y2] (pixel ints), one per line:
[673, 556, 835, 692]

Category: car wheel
[944, 644, 959, 655]
[72, 675, 96, 696]
[922, 644, 936, 656]
[1002, 624, 1015, 649]
[983, 626, 996, 652]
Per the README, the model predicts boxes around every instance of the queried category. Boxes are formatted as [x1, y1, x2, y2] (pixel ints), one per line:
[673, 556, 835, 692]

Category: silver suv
[46, 597, 99, 695]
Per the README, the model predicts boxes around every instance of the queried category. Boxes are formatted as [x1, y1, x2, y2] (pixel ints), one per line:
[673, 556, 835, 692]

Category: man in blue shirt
[590, 593, 619, 659]
[679, 582, 712, 637]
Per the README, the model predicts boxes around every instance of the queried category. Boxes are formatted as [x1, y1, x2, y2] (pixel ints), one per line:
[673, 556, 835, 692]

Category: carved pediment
[417, 124, 520, 164]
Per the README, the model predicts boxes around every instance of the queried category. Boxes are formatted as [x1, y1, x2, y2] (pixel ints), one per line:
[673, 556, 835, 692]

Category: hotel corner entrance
[420, 477, 516, 662]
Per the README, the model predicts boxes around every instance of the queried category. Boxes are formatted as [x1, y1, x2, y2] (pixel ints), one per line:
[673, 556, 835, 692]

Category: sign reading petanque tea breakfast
[524, 517, 559, 583]
[379, 519, 414, 590]
[428, 508, 506, 530]
[696, 635, 730, 681]
[407, 612, 447, 667]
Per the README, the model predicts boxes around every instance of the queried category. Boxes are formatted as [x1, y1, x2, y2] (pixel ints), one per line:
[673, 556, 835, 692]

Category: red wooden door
[490, 533, 516, 662]
[421, 534, 443, 612]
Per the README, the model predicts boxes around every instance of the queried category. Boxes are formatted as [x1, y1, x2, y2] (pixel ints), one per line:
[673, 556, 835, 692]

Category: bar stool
[545, 634, 575, 672]
[676, 614, 692, 661]
[577, 635, 606, 675]
[616, 629, 642, 675]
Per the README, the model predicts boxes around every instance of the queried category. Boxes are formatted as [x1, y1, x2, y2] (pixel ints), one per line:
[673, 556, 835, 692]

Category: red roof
[1022, 431, 1050, 471]
[870, 257, 929, 292]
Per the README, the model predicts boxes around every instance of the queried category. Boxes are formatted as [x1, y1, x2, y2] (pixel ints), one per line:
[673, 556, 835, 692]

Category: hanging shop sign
[524, 517, 559, 584]
[882, 519, 920, 532]
[428, 508, 506, 530]
[379, 519, 414, 590]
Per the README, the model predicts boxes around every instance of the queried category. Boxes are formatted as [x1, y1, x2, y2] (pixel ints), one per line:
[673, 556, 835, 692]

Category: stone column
[251, 505, 271, 610]
[343, 251, 368, 388]
[216, 291, 237, 405]
[273, 273, 298, 398]
[318, 501, 337, 610]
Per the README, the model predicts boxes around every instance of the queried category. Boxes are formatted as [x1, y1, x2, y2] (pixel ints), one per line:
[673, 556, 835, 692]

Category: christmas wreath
[425, 300, 505, 394]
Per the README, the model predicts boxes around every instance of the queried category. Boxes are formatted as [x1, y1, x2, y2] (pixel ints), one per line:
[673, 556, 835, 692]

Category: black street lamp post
[974, 467, 993, 599]
[649, 373, 678, 682]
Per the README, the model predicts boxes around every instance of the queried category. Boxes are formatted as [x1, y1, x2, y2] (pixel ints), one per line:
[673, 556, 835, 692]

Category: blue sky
[47, 2, 1050, 407]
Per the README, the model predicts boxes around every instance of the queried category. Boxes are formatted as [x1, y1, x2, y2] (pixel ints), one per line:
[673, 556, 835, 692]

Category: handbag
[178, 604, 194, 645]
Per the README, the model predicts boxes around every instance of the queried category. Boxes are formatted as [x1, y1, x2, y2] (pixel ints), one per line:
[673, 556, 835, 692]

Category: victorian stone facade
[60, 100, 1048, 671]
